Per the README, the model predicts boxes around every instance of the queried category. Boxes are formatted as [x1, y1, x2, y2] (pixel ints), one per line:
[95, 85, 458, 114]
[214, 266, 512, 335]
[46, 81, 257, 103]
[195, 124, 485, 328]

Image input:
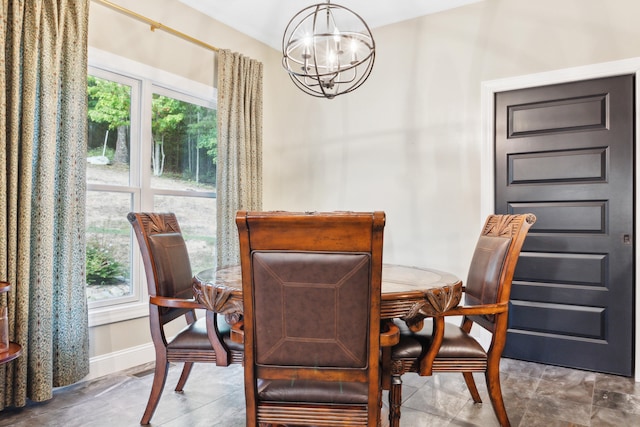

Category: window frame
[87, 48, 217, 327]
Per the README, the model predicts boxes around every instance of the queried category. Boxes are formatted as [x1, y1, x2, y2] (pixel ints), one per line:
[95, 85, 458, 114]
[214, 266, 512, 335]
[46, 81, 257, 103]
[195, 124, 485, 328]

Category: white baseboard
[86, 342, 155, 381]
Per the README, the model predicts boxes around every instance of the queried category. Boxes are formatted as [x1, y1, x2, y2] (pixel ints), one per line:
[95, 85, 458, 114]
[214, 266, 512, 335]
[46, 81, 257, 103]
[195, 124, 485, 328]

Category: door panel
[495, 75, 634, 376]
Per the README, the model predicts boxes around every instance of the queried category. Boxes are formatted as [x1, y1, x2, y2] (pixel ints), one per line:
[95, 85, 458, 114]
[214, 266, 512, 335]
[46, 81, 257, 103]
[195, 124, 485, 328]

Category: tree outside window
[86, 72, 217, 309]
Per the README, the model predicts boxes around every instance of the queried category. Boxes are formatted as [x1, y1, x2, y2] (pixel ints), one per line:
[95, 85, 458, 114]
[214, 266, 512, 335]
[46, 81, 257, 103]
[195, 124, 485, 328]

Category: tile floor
[1, 358, 639, 426]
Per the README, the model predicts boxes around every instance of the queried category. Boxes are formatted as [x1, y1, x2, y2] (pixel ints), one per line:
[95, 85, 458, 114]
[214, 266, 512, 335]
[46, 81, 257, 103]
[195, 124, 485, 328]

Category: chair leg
[462, 372, 482, 403]
[175, 361, 194, 392]
[485, 365, 511, 427]
[388, 374, 402, 427]
[140, 357, 170, 425]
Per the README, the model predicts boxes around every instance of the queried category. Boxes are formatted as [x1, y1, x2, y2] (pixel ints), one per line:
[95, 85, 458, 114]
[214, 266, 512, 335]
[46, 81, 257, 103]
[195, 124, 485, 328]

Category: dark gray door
[495, 75, 634, 376]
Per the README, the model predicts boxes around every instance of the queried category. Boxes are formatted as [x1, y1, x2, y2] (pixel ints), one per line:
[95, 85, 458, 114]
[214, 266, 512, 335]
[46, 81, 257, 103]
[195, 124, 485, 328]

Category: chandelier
[282, 1, 375, 99]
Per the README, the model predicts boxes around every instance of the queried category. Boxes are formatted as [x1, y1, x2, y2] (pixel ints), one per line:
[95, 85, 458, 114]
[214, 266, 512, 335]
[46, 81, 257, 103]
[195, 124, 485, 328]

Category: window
[87, 49, 217, 326]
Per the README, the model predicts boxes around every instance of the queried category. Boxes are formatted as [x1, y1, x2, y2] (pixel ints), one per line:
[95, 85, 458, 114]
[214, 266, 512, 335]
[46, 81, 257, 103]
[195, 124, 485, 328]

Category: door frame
[481, 58, 640, 381]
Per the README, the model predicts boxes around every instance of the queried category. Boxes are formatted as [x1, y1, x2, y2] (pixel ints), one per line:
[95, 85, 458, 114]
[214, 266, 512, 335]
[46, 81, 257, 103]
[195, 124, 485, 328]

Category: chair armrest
[416, 302, 508, 376]
[380, 320, 400, 347]
[230, 319, 244, 344]
[438, 302, 508, 317]
[149, 295, 205, 310]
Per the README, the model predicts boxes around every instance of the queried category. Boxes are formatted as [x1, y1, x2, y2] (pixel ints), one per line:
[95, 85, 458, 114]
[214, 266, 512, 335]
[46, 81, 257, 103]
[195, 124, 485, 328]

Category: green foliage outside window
[86, 76, 218, 185]
[85, 239, 125, 286]
[85, 73, 218, 302]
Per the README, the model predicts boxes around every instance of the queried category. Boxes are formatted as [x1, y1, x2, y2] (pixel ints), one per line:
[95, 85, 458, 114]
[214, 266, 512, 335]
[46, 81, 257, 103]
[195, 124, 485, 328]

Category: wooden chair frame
[128, 212, 243, 425]
[236, 210, 396, 427]
[387, 214, 536, 427]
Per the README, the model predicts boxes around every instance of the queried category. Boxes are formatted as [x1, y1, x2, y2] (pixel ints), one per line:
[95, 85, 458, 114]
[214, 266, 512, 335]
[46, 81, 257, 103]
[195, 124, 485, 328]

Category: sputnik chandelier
[282, 1, 375, 99]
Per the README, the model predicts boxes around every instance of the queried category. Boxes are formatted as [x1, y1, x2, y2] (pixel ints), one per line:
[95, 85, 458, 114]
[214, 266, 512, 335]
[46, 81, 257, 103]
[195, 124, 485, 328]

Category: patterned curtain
[0, 0, 90, 409]
[216, 49, 263, 268]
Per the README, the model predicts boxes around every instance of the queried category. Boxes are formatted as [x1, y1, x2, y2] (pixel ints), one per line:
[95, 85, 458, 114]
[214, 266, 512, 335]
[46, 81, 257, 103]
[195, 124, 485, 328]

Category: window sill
[88, 301, 148, 327]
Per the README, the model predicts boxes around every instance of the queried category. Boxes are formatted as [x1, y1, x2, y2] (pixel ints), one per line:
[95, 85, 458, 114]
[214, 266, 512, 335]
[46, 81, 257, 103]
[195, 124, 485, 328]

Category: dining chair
[127, 212, 244, 425]
[387, 213, 536, 427]
[235, 210, 397, 427]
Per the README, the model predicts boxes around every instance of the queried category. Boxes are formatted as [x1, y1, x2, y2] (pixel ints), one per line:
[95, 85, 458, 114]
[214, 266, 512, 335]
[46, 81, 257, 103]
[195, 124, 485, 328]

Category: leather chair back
[128, 212, 193, 322]
[252, 251, 371, 368]
[236, 210, 386, 427]
[464, 214, 535, 332]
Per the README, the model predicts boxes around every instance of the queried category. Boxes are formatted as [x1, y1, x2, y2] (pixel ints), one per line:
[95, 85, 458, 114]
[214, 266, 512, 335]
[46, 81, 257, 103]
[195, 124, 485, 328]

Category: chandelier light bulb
[349, 39, 358, 64]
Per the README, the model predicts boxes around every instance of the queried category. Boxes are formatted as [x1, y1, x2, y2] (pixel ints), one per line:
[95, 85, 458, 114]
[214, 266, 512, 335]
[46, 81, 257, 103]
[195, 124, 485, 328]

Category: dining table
[192, 264, 463, 332]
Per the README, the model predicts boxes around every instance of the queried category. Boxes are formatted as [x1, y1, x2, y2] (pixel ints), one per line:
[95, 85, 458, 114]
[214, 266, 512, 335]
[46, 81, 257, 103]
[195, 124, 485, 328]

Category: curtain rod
[91, 0, 219, 52]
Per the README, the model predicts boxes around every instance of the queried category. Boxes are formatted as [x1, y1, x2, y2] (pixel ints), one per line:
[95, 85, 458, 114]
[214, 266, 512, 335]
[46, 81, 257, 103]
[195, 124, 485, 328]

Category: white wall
[265, 0, 640, 272]
[88, 0, 640, 380]
[262, 0, 640, 380]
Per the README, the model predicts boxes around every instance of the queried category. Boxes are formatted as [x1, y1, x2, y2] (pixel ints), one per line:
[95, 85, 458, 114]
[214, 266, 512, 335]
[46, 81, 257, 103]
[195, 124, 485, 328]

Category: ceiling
[178, 0, 483, 50]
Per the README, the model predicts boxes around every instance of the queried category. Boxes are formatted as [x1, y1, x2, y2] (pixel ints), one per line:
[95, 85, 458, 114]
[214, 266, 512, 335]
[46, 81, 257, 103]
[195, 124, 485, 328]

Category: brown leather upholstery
[167, 318, 238, 350]
[464, 235, 512, 329]
[236, 210, 389, 427]
[392, 320, 486, 360]
[147, 233, 194, 301]
[252, 251, 371, 368]
[128, 212, 243, 425]
[257, 379, 370, 404]
[387, 214, 536, 427]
